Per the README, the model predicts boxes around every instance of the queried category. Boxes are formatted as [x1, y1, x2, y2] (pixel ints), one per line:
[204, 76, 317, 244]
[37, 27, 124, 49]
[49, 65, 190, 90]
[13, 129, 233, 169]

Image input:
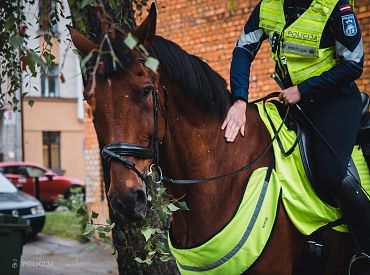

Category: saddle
[274, 92, 370, 205]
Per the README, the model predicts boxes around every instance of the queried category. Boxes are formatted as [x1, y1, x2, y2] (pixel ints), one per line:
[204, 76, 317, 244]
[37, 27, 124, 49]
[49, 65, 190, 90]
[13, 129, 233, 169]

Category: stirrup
[348, 252, 370, 275]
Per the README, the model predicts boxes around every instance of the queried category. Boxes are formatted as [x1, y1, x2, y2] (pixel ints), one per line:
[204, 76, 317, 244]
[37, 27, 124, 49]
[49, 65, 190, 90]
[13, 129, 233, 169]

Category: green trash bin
[0, 214, 31, 275]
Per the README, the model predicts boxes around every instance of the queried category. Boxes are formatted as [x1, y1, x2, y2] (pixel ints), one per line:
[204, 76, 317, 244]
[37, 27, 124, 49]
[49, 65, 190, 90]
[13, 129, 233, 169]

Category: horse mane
[102, 33, 229, 116]
[148, 36, 229, 116]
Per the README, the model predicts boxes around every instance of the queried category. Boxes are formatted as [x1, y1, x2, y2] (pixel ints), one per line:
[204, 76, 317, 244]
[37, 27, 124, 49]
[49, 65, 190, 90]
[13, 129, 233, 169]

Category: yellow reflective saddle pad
[257, 102, 370, 234]
[168, 102, 370, 275]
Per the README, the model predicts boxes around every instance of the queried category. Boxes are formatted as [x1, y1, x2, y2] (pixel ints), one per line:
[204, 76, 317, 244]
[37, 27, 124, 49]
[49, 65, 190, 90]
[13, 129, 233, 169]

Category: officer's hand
[279, 85, 301, 105]
[221, 100, 247, 142]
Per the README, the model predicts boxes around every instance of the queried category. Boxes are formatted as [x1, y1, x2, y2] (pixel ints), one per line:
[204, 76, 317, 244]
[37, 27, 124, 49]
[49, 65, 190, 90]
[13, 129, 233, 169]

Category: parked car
[0, 162, 85, 211]
[0, 172, 45, 238]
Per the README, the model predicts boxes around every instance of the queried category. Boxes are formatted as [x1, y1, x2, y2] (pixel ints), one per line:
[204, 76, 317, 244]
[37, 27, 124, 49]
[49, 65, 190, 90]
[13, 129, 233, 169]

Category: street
[20, 234, 118, 275]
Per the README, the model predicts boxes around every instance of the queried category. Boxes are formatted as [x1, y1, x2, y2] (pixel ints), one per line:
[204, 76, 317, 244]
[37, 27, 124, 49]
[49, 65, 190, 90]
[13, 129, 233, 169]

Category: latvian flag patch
[339, 4, 352, 13]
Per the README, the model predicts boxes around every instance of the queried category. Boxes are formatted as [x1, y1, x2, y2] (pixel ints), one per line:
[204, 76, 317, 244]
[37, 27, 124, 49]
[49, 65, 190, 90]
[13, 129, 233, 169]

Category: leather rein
[101, 81, 288, 185]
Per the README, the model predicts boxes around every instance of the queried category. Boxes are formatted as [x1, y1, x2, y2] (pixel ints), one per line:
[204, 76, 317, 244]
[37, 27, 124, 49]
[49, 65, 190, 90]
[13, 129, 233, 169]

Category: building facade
[0, 0, 86, 181]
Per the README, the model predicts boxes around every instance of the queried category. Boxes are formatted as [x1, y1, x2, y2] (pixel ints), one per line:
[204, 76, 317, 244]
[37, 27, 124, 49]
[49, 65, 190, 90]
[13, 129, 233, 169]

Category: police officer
[222, 0, 370, 259]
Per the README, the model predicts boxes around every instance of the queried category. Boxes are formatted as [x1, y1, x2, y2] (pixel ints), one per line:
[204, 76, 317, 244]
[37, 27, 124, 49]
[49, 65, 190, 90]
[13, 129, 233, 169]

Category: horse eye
[142, 86, 152, 98]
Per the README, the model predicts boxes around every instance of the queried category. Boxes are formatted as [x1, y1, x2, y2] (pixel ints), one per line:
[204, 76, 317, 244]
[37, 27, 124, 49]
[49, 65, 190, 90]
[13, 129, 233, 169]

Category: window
[24, 166, 46, 178]
[43, 132, 61, 169]
[41, 64, 59, 97]
[1, 166, 21, 175]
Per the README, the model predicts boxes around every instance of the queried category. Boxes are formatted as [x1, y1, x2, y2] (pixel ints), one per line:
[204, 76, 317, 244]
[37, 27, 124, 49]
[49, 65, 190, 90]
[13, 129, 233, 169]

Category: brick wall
[84, 0, 370, 206]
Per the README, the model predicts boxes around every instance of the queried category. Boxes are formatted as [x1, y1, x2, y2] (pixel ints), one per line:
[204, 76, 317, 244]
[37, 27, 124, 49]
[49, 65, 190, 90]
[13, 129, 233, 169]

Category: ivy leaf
[104, 235, 112, 242]
[144, 57, 159, 73]
[91, 210, 99, 219]
[141, 227, 154, 242]
[87, 242, 96, 249]
[167, 203, 180, 212]
[83, 223, 93, 236]
[134, 257, 143, 263]
[97, 225, 105, 232]
[106, 218, 112, 224]
[123, 33, 138, 50]
[81, 0, 94, 8]
[28, 100, 34, 108]
[80, 50, 93, 69]
[9, 35, 24, 48]
[160, 255, 171, 262]
[178, 201, 190, 210]
[98, 232, 106, 239]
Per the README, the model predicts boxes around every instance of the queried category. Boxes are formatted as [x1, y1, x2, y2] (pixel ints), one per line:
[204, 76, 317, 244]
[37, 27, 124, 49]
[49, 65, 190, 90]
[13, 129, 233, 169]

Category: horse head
[70, 4, 165, 222]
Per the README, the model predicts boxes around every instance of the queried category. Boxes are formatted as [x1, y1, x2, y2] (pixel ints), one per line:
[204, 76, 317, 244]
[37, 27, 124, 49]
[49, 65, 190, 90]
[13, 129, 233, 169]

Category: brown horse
[70, 4, 354, 275]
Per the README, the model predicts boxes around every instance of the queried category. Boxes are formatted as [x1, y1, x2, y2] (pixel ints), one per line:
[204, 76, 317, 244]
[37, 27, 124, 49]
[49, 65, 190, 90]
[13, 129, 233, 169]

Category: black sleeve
[297, 0, 364, 100]
[230, 2, 267, 102]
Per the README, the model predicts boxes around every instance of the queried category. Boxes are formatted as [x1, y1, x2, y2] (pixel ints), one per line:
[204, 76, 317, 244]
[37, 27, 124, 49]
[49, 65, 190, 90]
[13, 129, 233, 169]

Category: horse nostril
[111, 197, 126, 214]
[134, 188, 147, 213]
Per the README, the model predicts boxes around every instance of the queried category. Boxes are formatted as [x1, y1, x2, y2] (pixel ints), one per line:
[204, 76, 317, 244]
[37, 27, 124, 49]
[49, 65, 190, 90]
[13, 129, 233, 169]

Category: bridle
[101, 76, 289, 185]
[101, 74, 168, 184]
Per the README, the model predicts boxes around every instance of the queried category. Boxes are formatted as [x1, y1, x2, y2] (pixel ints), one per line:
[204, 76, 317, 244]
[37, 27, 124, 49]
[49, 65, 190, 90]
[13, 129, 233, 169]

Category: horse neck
[159, 79, 271, 247]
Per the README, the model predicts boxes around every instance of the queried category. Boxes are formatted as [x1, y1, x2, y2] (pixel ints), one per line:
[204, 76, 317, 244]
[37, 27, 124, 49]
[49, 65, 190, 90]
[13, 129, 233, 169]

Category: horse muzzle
[109, 186, 147, 222]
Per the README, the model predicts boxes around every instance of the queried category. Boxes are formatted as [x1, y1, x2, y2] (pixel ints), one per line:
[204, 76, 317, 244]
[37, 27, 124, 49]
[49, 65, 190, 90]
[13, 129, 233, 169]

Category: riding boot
[336, 174, 370, 254]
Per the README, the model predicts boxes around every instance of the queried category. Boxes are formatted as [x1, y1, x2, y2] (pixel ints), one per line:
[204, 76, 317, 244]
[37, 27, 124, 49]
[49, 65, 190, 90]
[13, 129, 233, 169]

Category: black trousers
[298, 86, 363, 197]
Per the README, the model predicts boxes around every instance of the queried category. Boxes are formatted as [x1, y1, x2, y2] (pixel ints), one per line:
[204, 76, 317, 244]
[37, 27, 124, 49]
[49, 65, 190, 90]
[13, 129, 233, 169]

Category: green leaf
[148, 251, 156, 256]
[141, 227, 154, 242]
[91, 210, 99, 219]
[9, 35, 24, 48]
[80, 50, 93, 69]
[106, 218, 112, 224]
[134, 257, 143, 263]
[178, 201, 190, 210]
[160, 255, 171, 262]
[28, 100, 34, 107]
[167, 203, 180, 212]
[87, 242, 96, 249]
[144, 57, 159, 73]
[143, 258, 153, 265]
[138, 44, 149, 56]
[96, 225, 104, 232]
[123, 33, 138, 50]
[104, 226, 112, 232]
[104, 235, 112, 242]
[83, 223, 93, 236]
[98, 232, 106, 239]
[81, 0, 94, 8]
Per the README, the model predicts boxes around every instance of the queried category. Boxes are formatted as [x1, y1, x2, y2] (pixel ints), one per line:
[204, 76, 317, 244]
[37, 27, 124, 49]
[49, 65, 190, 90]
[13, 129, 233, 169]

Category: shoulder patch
[339, 4, 352, 13]
[341, 14, 357, 36]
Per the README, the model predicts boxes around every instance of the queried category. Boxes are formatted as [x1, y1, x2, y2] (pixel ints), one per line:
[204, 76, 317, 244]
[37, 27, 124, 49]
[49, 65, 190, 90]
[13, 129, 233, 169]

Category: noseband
[101, 76, 168, 183]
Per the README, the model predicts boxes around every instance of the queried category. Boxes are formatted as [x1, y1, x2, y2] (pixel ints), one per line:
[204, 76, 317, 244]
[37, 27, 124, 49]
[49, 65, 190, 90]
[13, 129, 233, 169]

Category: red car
[0, 162, 85, 210]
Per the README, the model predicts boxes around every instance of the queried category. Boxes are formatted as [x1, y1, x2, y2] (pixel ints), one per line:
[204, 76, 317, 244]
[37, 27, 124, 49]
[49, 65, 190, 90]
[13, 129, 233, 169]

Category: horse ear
[135, 2, 157, 46]
[68, 26, 98, 55]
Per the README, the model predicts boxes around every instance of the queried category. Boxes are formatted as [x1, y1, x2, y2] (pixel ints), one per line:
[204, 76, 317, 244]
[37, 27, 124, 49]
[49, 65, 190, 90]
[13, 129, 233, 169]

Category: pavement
[20, 234, 118, 275]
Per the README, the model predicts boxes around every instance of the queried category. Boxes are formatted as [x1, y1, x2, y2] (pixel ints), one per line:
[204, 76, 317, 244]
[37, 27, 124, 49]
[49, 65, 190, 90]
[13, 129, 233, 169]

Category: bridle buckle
[146, 164, 163, 184]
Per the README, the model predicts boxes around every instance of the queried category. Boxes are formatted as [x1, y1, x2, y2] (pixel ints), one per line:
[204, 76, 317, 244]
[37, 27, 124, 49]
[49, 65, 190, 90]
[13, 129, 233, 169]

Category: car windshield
[0, 173, 17, 193]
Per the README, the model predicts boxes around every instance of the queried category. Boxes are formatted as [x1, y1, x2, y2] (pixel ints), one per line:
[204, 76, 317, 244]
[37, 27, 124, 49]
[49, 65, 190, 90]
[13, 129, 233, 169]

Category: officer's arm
[230, 2, 267, 102]
[297, 0, 364, 100]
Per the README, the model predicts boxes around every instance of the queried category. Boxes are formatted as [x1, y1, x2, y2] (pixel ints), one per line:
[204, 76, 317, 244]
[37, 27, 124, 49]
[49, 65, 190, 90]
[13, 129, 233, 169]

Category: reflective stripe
[237, 29, 264, 47]
[336, 37, 364, 63]
[282, 41, 318, 57]
[178, 166, 273, 272]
